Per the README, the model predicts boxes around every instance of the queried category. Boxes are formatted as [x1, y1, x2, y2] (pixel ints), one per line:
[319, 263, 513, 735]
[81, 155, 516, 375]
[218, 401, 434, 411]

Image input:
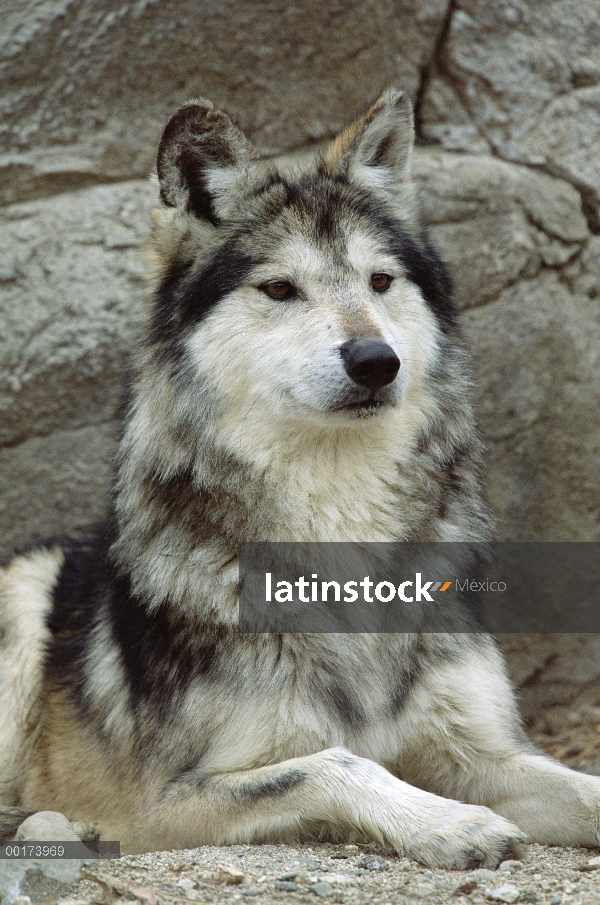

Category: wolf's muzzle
[340, 340, 400, 392]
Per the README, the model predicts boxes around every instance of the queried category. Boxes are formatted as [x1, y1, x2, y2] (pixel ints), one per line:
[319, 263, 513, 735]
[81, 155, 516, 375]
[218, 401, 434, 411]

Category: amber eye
[371, 273, 393, 292]
[260, 280, 295, 300]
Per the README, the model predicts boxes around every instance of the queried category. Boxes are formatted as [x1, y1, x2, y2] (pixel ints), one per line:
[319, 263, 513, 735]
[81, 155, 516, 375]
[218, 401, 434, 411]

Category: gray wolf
[1, 89, 599, 865]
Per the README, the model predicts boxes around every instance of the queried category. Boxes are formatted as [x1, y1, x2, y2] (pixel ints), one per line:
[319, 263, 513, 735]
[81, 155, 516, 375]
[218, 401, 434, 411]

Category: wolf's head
[146, 90, 458, 451]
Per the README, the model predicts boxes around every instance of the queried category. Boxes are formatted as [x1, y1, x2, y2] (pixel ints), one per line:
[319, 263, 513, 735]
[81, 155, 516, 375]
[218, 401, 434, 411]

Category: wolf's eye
[370, 273, 393, 292]
[260, 280, 295, 300]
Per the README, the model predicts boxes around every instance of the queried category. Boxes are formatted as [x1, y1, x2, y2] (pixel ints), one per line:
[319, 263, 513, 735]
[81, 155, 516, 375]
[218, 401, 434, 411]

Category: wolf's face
[149, 90, 456, 437]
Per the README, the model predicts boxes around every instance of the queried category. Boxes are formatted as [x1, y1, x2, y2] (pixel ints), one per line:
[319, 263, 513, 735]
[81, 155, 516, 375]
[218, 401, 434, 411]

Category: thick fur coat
[1, 90, 599, 865]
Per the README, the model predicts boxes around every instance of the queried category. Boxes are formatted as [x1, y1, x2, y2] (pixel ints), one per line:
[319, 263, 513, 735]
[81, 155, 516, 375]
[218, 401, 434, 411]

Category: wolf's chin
[328, 398, 395, 419]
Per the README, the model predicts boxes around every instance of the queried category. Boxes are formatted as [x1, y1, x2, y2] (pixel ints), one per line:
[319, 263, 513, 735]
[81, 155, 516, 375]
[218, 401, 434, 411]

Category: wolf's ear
[325, 89, 414, 199]
[157, 99, 254, 224]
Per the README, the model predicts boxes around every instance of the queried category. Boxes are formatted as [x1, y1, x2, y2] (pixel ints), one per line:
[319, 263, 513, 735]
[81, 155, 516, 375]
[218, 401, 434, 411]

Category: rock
[499, 861, 524, 873]
[0, 809, 86, 905]
[325, 873, 353, 885]
[275, 880, 299, 892]
[15, 812, 80, 843]
[487, 884, 521, 904]
[0, 423, 117, 556]
[414, 149, 600, 545]
[413, 149, 589, 311]
[0, 0, 450, 204]
[311, 881, 333, 896]
[218, 866, 245, 885]
[357, 856, 390, 871]
[455, 879, 478, 895]
[0, 180, 151, 450]
[420, 1, 600, 228]
[471, 869, 497, 883]
[296, 857, 321, 870]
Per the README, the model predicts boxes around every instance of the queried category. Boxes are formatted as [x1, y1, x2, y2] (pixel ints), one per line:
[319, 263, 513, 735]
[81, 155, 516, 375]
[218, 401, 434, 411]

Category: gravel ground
[57, 841, 600, 905]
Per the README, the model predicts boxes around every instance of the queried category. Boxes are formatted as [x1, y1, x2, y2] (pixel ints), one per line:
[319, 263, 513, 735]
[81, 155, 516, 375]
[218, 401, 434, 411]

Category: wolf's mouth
[334, 398, 386, 418]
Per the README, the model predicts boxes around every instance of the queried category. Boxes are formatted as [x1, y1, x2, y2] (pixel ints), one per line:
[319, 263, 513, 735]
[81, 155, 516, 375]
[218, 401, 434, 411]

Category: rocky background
[2, 0, 600, 741]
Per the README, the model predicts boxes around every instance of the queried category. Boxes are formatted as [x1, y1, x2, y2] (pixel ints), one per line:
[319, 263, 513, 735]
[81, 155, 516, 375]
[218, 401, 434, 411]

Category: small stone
[177, 878, 196, 891]
[549, 897, 562, 905]
[311, 882, 333, 896]
[330, 852, 349, 859]
[487, 884, 521, 904]
[472, 869, 497, 883]
[325, 874, 352, 886]
[580, 855, 600, 871]
[521, 893, 538, 904]
[344, 845, 359, 852]
[499, 861, 523, 872]
[275, 881, 298, 892]
[278, 873, 298, 881]
[241, 890, 258, 897]
[357, 856, 389, 871]
[454, 880, 478, 896]
[218, 866, 245, 885]
[296, 857, 320, 870]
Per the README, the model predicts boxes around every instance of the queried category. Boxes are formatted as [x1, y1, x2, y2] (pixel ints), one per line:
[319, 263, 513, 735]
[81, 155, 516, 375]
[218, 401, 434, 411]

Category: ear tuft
[157, 99, 253, 224]
[325, 89, 414, 199]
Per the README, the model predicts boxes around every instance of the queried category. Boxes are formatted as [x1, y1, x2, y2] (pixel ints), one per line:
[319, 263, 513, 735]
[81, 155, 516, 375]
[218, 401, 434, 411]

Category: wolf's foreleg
[398, 637, 600, 847]
[151, 747, 524, 867]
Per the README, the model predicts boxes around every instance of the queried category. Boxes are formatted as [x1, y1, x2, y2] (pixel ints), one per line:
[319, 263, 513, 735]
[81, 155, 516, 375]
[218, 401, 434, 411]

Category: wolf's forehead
[243, 209, 391, 282]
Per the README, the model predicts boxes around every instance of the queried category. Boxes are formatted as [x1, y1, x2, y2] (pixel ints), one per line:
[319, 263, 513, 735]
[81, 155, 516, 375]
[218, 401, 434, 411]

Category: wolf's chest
[181, 635, 417, 775]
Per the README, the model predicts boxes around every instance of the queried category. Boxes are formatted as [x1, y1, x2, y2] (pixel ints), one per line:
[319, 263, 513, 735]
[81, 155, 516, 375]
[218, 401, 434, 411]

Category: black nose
[340, 340, 400, 391]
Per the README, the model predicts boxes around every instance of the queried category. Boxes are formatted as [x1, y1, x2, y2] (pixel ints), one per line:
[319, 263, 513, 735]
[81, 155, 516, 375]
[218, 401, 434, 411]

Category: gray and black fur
[2, 90, 600, 864]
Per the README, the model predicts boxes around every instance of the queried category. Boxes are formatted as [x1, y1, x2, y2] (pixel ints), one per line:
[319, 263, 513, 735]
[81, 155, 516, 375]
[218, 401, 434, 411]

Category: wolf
[1, 89, 599, 866]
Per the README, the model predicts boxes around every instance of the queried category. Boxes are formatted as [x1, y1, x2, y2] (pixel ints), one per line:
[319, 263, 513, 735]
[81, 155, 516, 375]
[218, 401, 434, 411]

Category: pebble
[580, 855, 600, 871]
[455, 880, 478, 896]
[357, 855, 389, 871]
[311, 881, 333, 896]
[499, 860, 524, 872]
[278, 872, 298, 881]
[177, 877, 197, 891]
[326, 873, 353, 885]
[487, 884, 521, 904]
[218, 866, 245, 884]
[275, 880, 299, 892]
[297, 857, 321, 870]
[472, 869, 498, 883]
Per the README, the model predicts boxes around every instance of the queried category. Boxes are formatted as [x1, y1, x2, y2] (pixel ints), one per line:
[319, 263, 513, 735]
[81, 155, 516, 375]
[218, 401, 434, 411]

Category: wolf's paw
[402, 802, 527, 870]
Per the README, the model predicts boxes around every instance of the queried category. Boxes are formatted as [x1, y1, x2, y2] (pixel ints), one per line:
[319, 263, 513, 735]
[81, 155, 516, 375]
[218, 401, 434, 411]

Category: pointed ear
[157, 99, 255, 224]
[324, 88, 414, 199]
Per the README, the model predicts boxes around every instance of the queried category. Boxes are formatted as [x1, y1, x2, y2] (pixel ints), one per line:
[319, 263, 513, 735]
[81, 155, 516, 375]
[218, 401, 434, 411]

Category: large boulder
[0, 0, 450, 205]
[413, 150, 600, 542]
[420, 0, 600, 227]
[0, 180, 152, 553]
